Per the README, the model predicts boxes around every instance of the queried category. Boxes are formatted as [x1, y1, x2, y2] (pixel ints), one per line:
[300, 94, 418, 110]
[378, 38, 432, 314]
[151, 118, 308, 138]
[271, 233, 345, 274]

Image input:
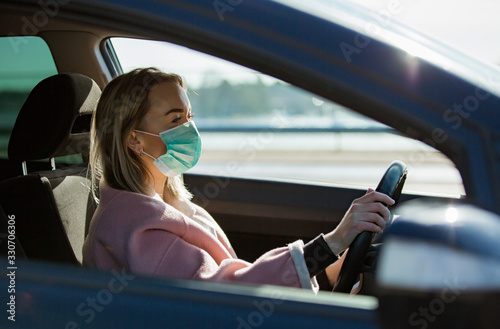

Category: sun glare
[445, 207, 458, 223]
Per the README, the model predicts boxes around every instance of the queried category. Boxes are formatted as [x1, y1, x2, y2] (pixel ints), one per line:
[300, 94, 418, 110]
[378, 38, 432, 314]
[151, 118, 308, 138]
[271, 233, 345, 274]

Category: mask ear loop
[141, 149, 157, 161]
[134, 129, 160, 160]
[134, 129, 168, 161]
[134, 129, 157, 136]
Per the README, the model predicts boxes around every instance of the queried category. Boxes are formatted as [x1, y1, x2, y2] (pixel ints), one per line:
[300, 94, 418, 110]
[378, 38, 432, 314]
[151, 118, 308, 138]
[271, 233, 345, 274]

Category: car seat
[0, 73, 101, 265]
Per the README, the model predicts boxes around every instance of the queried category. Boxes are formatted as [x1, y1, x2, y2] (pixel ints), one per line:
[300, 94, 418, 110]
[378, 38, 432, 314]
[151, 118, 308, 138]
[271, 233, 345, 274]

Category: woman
[82, 67, 393, 292]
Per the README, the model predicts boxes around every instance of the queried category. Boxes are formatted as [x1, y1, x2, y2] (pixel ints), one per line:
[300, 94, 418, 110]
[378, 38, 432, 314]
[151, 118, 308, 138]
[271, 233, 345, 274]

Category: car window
[110, 37, 464, 196]
[0, 36, 58, 159]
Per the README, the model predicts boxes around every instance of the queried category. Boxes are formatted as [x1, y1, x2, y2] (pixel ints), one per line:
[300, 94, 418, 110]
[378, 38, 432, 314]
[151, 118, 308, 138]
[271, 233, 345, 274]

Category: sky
[112, 38, 267, 89]
[347, 0, 500, 65]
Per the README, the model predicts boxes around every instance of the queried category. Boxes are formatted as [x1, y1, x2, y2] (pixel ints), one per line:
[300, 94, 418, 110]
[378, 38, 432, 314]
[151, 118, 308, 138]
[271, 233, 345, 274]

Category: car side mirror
[376, 200, 500, 329]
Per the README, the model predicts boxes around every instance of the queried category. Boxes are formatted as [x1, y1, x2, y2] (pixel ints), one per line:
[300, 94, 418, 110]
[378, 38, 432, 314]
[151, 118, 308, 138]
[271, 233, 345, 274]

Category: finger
[348, 209, 386, 233]
[355, 220, 384, 234]
[366, 188, 374, 194]
[357, 212, 387, 231]
[357, 190, 395, 206]
[372, 202, 391, 221]
[350, 201, 392, 221]
[357, 202, 391, 222]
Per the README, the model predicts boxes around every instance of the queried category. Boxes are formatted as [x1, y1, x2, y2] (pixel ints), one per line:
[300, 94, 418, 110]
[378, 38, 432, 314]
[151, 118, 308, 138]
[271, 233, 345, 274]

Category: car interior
[0, 5, 462, 296]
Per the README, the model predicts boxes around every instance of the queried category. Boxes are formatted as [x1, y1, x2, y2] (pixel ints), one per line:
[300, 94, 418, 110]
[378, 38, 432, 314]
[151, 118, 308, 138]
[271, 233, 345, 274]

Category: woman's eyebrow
[166, 108, 184, 115]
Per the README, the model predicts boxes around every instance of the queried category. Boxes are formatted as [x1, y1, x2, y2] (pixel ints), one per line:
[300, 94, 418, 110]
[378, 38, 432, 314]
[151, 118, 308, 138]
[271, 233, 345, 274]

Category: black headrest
[8, 73, 101, 161]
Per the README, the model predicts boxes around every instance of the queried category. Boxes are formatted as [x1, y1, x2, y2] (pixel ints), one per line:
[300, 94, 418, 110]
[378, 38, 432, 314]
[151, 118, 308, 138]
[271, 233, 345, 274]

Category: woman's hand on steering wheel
[324, 188, 395, 256]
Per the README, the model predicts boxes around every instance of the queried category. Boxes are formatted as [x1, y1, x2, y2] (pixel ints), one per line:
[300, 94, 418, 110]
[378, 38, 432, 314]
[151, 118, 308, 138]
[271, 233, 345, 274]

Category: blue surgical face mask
[135, 121, 202, 177]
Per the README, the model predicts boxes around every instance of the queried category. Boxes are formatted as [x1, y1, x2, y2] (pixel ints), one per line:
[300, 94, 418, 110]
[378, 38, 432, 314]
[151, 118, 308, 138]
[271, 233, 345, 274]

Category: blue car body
[1, 0, 500, 328]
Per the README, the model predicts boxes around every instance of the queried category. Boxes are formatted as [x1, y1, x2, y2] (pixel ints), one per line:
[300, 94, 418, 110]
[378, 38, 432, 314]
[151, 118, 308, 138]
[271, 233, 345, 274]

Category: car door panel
[0, 259, 379, 329]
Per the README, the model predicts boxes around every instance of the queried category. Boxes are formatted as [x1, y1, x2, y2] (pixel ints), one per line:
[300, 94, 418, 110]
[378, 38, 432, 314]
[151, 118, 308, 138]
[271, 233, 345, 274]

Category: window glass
[110, 38, 464, 196]
[0, 36, 58, 159]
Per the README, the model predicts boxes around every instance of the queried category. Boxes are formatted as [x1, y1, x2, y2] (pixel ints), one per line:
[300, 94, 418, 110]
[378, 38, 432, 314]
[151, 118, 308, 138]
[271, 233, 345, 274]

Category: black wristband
[303, 234, 338, 278]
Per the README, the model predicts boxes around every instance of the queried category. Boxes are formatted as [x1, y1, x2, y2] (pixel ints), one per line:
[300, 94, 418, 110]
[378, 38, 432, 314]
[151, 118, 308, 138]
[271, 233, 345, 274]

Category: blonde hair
[89, 67, 192, 203]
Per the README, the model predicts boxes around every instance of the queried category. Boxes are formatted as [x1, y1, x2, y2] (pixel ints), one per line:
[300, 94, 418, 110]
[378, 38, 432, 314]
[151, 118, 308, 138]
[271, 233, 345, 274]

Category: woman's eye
[172, 114, 181, 123]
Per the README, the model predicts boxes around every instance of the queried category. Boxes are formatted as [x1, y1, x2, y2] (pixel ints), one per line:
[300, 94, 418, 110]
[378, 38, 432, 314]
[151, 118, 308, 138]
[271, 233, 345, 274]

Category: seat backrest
[0, 73, 101, 265]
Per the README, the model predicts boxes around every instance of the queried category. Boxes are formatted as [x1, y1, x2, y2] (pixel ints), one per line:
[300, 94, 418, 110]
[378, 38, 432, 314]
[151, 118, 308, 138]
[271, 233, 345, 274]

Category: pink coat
[82, 182, 316, 290]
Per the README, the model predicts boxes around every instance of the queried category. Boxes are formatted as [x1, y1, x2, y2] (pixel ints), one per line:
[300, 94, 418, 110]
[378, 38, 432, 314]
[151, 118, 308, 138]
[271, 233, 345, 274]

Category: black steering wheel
[333, 160, 407, 293]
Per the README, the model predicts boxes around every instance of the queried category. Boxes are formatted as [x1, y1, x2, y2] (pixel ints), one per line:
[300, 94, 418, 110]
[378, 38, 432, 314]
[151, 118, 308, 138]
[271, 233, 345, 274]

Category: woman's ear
[127, 131, 142, 154]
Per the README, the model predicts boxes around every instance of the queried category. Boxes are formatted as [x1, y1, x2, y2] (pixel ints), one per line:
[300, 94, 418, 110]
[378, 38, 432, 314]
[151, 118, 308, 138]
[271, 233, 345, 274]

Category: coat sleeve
[127, 229, 317, 291]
